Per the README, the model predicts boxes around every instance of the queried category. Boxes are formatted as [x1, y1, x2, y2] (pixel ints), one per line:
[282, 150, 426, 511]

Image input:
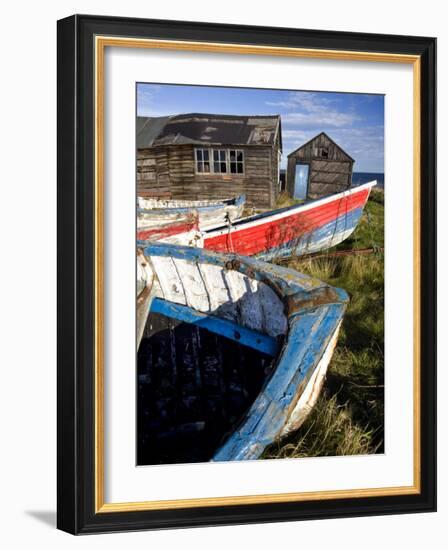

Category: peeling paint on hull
[255, 207, 363, 261]
[137, 243, 349, 463]
[281, 321, 342, 436]
[137, 194, 245, 231]
[203, 181, 375, 258]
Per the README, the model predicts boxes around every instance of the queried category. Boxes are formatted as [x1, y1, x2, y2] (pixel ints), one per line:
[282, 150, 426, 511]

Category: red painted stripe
[203, 189, 370, 256]
[137, 220, 197, 241]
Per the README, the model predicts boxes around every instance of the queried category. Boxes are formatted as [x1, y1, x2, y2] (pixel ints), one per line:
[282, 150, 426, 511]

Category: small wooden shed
[137, 113, 282, 209]
[286, 132, 354, 200]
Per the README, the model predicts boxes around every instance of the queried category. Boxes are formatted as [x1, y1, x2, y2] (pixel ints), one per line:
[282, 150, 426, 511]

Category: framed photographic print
[57, 14, 436, 534]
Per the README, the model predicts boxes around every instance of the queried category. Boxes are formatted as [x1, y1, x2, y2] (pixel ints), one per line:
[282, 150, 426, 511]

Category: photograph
[136, 83, 385, 465]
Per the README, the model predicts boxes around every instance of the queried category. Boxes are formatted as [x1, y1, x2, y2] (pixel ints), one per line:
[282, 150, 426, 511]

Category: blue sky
[137, 83, 384, 173]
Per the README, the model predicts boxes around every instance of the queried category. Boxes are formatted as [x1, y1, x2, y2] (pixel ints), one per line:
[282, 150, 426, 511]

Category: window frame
[194, 147, 245, 176]
[213, 148, 228, 174]
[195, 147, 211, 174]
[229, 149, 245, 175]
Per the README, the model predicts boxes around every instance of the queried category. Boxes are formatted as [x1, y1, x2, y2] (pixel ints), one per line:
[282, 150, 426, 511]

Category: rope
[226, 213, 235, 253]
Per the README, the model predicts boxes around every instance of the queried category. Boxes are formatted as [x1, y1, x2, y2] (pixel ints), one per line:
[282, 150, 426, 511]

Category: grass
[275, 191, 305, 208]
[262, 188, 385, 459]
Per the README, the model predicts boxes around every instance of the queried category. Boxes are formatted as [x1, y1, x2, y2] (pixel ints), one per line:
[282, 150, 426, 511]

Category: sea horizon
[352, 171, 384, 188]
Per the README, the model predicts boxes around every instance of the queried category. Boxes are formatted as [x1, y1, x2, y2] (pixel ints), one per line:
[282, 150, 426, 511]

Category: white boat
[137, 194, 245, 232]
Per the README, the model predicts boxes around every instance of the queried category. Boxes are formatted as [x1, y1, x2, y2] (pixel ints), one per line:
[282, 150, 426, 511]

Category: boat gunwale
[137, 194, 246, 215]
[142, 242, 349, 299]
[204, 180, 377, 235]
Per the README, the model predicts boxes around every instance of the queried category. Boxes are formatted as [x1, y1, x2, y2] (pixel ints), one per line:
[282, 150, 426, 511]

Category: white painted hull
[281, 321, 342, 437]
[137, 195, 245, 230]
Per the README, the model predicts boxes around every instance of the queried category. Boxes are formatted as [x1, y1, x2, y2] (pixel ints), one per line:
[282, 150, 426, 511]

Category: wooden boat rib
[137, 243, 348, 464]
[137, 194, 245, 231]
[202, 181, 377, 259]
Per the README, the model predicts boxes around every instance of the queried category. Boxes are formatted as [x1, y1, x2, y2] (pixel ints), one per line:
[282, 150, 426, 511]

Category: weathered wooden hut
[137, 113, 282, 209]
[286, 132, 354, 200]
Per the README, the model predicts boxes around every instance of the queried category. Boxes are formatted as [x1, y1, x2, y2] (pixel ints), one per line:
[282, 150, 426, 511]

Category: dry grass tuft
[263, 394, 380, 459]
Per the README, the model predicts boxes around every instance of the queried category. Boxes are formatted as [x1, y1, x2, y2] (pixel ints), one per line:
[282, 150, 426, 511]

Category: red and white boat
[201, 181, 377, 259]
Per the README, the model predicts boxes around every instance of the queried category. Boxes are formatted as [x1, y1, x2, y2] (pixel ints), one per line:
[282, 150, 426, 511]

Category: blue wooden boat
[137, 243, 348, 464]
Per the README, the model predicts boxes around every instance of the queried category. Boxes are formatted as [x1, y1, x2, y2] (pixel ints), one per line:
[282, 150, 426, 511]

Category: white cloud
[280, 123, 384, 172]
[282, 111, 359, 127]
[267, 91, 359, 127]
[281, 129, 310, 140]
[266, 91, 333, 110]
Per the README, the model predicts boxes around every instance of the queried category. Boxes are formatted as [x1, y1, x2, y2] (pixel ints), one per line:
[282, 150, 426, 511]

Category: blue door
[294, 164, 309, 200]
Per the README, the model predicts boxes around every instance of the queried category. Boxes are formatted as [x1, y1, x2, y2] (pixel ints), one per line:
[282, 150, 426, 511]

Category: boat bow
[138, 243, 349, 461]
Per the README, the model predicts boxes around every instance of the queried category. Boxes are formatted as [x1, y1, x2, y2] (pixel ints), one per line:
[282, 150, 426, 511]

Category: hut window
[320, 147, 329, 158]
[213, 149, 227, 173]
[195, 148, 211, 173]
[229, 150, 244, 174]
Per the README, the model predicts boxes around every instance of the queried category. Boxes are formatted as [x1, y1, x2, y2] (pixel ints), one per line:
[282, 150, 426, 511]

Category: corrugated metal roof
[137, 113, 282, 149]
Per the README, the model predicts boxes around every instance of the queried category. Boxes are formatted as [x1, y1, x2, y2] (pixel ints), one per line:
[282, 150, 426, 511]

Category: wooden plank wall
[307, 159, 352, 199]
[137, 147, 170, 197]
[137, 144, 279, 209]
[270, 133, 280, 206]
